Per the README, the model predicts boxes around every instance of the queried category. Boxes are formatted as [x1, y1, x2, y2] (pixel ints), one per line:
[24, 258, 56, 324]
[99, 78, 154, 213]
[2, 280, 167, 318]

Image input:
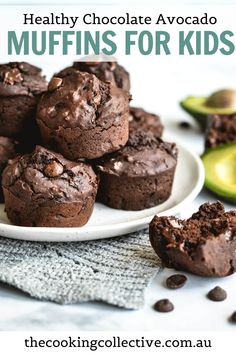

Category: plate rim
[0, 141, 205, 241]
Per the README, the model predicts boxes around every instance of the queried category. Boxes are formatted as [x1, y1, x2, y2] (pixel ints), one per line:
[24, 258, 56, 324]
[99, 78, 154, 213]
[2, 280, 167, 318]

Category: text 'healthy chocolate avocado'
[36, 70, 130, 160]
[150, 202, 236, 277]
[2, 146, 98, 227]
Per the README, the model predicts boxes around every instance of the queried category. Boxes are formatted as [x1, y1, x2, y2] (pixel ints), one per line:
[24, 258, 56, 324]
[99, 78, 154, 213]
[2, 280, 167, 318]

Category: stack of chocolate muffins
[0, 59, 178, 227]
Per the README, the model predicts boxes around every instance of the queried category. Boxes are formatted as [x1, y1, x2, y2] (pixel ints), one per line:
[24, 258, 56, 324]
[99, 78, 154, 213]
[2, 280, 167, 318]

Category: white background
[1, 0, 236, 4]
[0, 1, 236, 332]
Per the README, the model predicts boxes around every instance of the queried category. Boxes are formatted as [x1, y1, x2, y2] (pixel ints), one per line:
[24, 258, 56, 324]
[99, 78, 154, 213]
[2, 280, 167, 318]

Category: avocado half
[180, 89, 236, 131]
[202, 142, 236, 203]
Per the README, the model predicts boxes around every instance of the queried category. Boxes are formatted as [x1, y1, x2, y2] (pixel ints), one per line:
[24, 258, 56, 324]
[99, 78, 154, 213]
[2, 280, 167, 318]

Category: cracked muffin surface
[0, 62, 47, 138]
[2, 146, 98, 227]
[129, 107, 163, 137]
[37, 70, 130, 160]
[96, 130, 178, 210]
[58, 60, 130, 91]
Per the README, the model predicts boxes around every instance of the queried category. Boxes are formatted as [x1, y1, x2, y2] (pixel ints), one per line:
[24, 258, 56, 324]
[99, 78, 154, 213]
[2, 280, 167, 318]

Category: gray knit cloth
[0, 229, 161, 309]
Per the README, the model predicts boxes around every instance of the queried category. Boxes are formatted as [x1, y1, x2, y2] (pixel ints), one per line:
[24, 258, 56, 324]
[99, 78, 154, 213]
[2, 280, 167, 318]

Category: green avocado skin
[201, 142, 236, 204]
[180, 96, 236, 132]
[180, 101, 207, 131]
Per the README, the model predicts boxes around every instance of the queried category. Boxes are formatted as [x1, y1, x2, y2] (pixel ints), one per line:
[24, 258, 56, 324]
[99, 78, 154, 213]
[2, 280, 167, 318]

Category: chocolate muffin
[150, 201, 236, 277]
[129, 107, 163, 137]
[58, 60, 130, 91]
[0, 136, 18, 201]
[96, 131, 178, 210]
[205, 114, 236, 149]
[0, 62, 47, 138]
[36, 71, 130, 160]
[2, 146, 98, 227]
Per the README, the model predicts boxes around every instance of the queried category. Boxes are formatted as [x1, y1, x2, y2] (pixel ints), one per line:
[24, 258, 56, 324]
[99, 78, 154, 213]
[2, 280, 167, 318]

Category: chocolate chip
[124, 154, 134, 163]
[114, 161, 123, 170]
[4, 68, 23, 85]
[44, 161, 64, 178]
[128, 114, 134, 122]
[18, 63, 26, 71]
[179, 121, 191, 129]
[230, 311, 236, 323]
[166, 274, 187, 289]
[153, 299, 174, 312]
[110, 62, 117, 71]
[207, 286, 227, 301]
[48, 77, 63, 91]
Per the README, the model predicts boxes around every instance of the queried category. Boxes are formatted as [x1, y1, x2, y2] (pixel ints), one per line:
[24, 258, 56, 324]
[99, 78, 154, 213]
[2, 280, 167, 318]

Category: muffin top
[37, 70, 130, 131]
[0, 62, 47, 97]
[0, 136, 18, 173]
[97, 130, 178, 177]
[129, 107, 163, 137]
[57, 60, 130, 91]
[2, 146, 98, 204]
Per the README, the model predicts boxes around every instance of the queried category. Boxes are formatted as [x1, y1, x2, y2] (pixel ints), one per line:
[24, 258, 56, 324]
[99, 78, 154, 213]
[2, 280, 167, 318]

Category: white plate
[0, 141, 205, 242]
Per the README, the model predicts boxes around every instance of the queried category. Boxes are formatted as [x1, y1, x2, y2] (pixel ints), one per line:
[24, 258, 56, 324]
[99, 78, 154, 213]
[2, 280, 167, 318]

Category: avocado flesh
[202, 143, 236, 202]
[180, 96, 236, 131]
